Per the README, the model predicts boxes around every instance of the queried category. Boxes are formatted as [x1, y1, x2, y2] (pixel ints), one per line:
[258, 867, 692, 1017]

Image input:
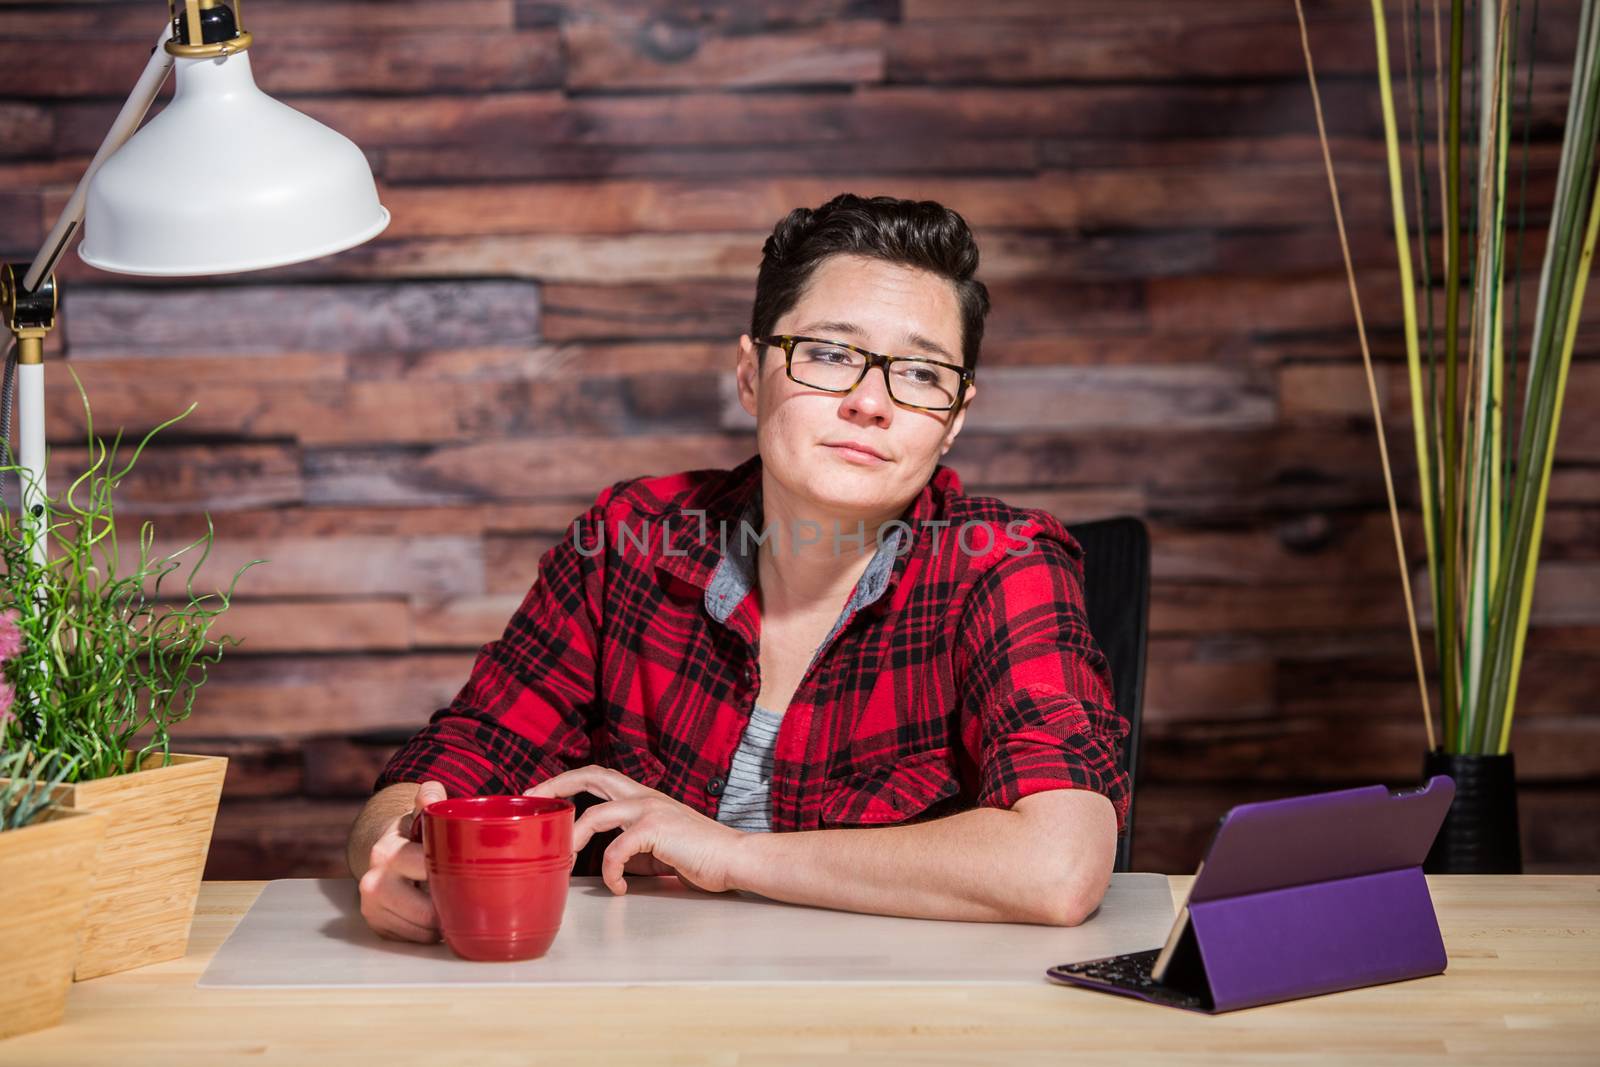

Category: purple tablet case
[1053, 776, 1456, 1013]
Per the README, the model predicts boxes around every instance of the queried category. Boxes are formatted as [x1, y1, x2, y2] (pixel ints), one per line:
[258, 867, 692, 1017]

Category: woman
[349, 194, 1130, 938]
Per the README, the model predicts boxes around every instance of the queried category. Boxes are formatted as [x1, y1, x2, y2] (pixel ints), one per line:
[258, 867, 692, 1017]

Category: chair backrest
[1064, 517, 1151, 873]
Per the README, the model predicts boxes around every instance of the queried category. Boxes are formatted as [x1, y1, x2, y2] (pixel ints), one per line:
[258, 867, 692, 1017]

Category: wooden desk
[2, 876, 1595, 1065]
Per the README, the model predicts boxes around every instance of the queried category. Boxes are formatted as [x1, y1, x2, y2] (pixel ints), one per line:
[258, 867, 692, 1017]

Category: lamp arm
[22, 26, 175, 294]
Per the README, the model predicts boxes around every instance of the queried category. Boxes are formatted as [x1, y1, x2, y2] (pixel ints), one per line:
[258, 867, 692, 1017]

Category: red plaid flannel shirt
[375, 453, 1130, 834]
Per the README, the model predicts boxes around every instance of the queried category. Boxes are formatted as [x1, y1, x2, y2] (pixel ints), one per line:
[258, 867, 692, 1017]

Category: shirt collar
[654, 452, 961, 622]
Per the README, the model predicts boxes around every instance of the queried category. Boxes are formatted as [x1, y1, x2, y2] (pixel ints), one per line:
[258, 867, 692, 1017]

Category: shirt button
[707, 776, 725, 796]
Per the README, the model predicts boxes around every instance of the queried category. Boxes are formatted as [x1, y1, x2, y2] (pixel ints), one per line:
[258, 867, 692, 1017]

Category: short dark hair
[749, 194, 991, 373]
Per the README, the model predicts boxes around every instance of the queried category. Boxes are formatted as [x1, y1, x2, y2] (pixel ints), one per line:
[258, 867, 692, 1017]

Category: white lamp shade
[78, 50, 389, 276]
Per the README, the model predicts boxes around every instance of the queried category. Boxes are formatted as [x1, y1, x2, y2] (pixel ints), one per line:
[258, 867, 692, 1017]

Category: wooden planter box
[2, 752, 228, 980]
[0, 805, 106, 1040]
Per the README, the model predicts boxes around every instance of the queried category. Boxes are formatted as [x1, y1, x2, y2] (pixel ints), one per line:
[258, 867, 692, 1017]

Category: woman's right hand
[356, 780, 447, 943]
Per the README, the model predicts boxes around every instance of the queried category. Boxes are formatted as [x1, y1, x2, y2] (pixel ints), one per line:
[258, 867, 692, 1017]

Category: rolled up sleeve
[954, 529, 1130, 833]
[372, 493, 609, 798]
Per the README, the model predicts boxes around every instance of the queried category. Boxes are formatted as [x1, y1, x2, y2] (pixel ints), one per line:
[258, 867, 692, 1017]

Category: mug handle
[402, 808, 431, 895]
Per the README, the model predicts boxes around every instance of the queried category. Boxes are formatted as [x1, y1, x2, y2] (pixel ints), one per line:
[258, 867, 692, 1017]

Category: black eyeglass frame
[753, 334, 975, 413]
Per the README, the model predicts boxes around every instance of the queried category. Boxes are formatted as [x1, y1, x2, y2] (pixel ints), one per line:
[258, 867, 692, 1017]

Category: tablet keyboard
[1048, 949, 1210, 1011]
[1059, 947, 1163, 987]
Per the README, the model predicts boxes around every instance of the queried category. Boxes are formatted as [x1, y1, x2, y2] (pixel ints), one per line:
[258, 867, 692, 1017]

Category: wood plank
[978, 334, 1249, 369]
[0, 40, 170, 97]
[1154, 562, 1600, 637]
[1273, 648, 1600, 721]
[539, 282, 755, 340]
[56, 341, 732, 382]
[905, 0, 1583, 20]
[40, 443, 302, 512]
[247, 32, 562, 95]
[1152, 470, 1599, 518]
[1144, 654, 1276, 723]
[1148, 511, 1424, 584]
[0, 190, 41, 253]
[109, 533, 484, 600]
[0, 156, 94, 190]
[169, 653, 475, 738]
[1151, 581, 1417, 635]
[45, 373, 725, 447]
[947, 424, 1396, 495]
[518, 0, 898, 30]
[1150, 622, 1599, 666]
[230, 232, 768, 285]
[380, 140, 1042, 183]
[1141, 636, 1594, 723]
[1279, 361, 1600, 461]
[1261, 321, 1600, 368]
[128, 737, 305, 798]
[483, 534, 566, 596]
[904, 0, 1347, 18]
[0, 102, 51, 160]
[114, 501, 590, 542]
[359, 168, 1387, 239]
[301, 433, 755, 504]
[0, 1, 517, 38]
[409, 593, 526, 647]
[205, 798, 368, 880]
[966, 364, 1275, 430]
[1143, 716, 1600, 783]
[1414, 561, 1600, 628]
[889, 17, 1575, 82]
[300, 736, 416, 799]
[52, 82, 1404, 157]
[1518, 788, 1600, 873]
[51, 351, 346, 384]
[563, 20, 883, 90]
[385, 341, 734, 378]
[893, 14, 1368, 81]
[964, 486, 1148, 523]
[60, 281, 542, 355]
[1169, 268, 1600, 336]
[212, 600, 413, 654]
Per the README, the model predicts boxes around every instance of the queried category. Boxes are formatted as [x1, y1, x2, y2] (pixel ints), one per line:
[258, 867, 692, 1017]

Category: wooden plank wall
[1, 0, 1594, 878]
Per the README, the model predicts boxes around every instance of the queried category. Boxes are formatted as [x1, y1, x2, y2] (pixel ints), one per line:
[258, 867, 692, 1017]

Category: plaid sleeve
[954, 529, 1130, 833]
[372, 493, 610, 798]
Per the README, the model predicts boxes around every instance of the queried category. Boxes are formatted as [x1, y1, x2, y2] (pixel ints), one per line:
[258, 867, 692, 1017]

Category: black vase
[1422, 749, 1523, 874]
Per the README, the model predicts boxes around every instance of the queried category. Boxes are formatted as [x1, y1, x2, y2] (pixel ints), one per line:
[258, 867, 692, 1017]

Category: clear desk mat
[198, 874, 1176, 988]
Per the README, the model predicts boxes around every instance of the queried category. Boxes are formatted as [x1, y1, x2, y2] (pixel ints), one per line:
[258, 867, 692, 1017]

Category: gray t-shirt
[712, 703, 788, 832]
[710, 493, 905, 833]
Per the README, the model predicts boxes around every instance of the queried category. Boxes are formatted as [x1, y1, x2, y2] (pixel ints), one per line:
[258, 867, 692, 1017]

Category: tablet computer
[1046, 776, 1455, 1013]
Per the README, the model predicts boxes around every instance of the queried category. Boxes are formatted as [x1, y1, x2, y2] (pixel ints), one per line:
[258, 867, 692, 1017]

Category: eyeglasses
[753, 335, 973, 412]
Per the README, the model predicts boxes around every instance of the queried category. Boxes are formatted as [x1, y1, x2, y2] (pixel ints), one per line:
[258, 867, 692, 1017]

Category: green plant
[0, 743, 80, 831]
[1296, 0, 1599, 757]
[0, 368, 263, 781]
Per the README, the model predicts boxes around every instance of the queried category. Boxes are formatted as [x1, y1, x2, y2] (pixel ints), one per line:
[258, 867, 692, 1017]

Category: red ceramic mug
[407, 795, 575, 962]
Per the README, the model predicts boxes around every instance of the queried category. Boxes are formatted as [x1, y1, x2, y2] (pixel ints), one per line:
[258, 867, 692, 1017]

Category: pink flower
[0, 679, 13, 727]
[0, 608, 22, 662]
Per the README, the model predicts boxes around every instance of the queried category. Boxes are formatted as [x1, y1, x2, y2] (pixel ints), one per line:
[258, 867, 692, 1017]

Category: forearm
[346, 782, 420, 879]
[729, 805, 1092, 926]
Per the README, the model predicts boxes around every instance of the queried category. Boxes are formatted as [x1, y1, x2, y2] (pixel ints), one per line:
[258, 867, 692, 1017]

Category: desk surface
[2, 876, 1595, 1066]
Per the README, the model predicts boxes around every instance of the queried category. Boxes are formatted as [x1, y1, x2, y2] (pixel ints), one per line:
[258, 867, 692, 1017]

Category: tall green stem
[1442, 0, 1465, 750]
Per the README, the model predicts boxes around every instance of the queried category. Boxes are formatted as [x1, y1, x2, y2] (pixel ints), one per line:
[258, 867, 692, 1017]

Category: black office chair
[1065, 517, 1151, 874]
